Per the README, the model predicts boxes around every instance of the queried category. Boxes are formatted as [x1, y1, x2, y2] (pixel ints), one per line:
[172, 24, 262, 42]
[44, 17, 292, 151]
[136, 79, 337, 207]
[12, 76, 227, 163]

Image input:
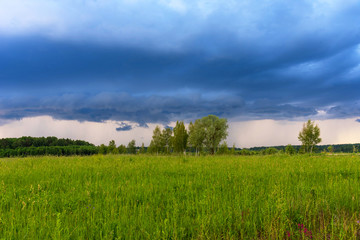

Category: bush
[239, 149, 251, 155]
[264, 148, 278, 155]
[285, 144, 296, 155]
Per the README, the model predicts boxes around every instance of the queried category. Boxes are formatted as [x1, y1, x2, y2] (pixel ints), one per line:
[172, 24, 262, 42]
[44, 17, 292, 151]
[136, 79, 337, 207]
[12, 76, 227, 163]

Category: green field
[1, 155, 360, 239]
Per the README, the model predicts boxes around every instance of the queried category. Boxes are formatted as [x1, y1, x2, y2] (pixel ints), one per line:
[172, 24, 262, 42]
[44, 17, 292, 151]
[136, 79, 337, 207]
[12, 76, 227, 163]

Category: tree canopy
[148, 115, 228, 155]
[149, 126, 163, 154]
[298, 120, 322, 153]
[200, 115, 229, 154]
[173, 121, 188, 154]
[188, 119, 205, 155]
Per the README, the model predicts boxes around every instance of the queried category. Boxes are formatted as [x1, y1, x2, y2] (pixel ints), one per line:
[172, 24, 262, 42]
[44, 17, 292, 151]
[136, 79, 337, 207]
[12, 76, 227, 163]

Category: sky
[1, 0, 360, 147]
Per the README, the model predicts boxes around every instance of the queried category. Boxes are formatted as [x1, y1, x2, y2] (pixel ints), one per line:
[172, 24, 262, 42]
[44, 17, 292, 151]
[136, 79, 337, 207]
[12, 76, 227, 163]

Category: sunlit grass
[0, 154, 360, 239]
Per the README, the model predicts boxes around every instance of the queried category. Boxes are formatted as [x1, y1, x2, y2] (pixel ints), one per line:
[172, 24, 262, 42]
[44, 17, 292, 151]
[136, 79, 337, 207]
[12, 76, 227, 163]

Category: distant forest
[0, 137, 98, 158]
[0, 136, 359, 158]
[249, 144, 360, 154]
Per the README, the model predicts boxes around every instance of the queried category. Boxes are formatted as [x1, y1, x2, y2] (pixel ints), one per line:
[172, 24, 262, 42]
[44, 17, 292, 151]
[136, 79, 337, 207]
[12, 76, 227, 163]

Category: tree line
[98, 118, 359, 155]
[0, 136, 93, 149]
[1, 118, 359, 158]
[0, 136, 98, 158]
[147, 115, 228, 155]
[94, 115, 229, 155]
[248, 143, 360, 155]
[0, 146, 98, 158]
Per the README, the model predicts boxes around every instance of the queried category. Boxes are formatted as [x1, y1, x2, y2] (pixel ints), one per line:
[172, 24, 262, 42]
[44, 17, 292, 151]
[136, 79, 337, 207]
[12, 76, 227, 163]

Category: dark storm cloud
[1, 0, 360, 125]
[116, 122, 133, 131]
[327, 104, 360, 119]
[0, 93, 247, 125]
[115, 121, 148, 131]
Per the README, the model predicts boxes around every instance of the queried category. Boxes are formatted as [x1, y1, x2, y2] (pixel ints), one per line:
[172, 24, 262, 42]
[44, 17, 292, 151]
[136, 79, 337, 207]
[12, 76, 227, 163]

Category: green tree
[173, 121, 188, 154]
[188, 120, 205, 156]
[298, 120, 322, 153]
[161, 128, 173, 154]
[150, 126, 163, 154]
[353, 145, 358, 153]
[264, 147, 278, 155]
[147, 141, 156, 154]
[201, 115, 228, 155]
[230, 144, 236, 155]
[108, 140, 117, 154]
[127, 140, 136, 154]
[117, 144, 127, 154]
[112, 147, 119, 154]
[217, 141, 229, 155]
[239, 149, 251, 155]
[285, 144, 296, 155]
[99, 144, 107, 155]
[327, 145, 334, 154]
[139, 143, 146, 154]
[299, 145, 306, 154]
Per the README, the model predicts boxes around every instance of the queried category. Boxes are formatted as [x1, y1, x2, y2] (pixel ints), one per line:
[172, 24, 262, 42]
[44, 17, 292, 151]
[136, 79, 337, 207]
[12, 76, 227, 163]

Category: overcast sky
[1, 0, 360, 147]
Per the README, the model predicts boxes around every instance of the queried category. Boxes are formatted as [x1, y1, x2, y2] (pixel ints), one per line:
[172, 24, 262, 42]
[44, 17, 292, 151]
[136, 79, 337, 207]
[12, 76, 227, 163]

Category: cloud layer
[1, 0, 360, 127]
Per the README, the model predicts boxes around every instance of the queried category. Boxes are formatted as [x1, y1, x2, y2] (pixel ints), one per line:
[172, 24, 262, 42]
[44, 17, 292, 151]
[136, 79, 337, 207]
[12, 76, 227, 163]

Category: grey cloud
[116, 122, 134, 131]
[137, 123, 149, 128]
[327, 104, 360, 119]
[0, 92, 322, 129]
[1, 1, 360, 125]
[115, 121, 148, 131]
[116, 126, 133, 131]
[244, 103, 317, 120]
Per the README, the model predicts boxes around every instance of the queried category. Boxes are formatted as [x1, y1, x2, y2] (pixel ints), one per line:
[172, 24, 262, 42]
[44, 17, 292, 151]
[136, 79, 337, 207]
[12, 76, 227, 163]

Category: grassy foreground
[1, 155, 360, 239]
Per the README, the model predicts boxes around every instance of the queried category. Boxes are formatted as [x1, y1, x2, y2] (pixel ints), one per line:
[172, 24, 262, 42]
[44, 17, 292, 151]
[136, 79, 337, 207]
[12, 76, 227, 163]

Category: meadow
[1, 154, 360, 239]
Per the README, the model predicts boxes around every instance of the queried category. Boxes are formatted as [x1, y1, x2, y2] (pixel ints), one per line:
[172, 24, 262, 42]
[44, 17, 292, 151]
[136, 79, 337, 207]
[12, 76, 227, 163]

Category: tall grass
[0, 155, 360, 239]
